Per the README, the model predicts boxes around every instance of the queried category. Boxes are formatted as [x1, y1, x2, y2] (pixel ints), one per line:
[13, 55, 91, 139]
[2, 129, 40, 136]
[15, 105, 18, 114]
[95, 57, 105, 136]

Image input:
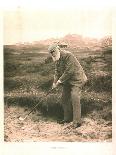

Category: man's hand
[52, 80, 61, 89]
[52, 83, 56, 89]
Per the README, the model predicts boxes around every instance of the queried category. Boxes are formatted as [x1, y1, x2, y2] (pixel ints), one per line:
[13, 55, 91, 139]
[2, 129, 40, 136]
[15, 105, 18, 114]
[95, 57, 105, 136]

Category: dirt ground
[4, 105, 112, 142]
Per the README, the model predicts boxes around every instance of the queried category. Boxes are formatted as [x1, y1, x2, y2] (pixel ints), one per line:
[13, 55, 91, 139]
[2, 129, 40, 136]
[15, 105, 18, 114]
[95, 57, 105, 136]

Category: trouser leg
[62, 85, 73, 121]
[71, 86, 81, 125]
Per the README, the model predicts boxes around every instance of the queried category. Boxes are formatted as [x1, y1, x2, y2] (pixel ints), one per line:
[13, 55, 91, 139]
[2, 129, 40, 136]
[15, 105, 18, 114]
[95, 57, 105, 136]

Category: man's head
[48, 43, 60, 61]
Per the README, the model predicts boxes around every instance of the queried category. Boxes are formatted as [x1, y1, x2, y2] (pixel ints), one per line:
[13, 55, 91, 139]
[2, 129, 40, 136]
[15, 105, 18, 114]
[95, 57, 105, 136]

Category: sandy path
[4, 106, 112, 142]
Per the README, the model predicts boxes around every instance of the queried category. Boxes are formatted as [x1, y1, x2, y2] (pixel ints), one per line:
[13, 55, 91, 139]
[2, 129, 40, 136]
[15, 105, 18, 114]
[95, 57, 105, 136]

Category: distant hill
[38, 34, 98, 48]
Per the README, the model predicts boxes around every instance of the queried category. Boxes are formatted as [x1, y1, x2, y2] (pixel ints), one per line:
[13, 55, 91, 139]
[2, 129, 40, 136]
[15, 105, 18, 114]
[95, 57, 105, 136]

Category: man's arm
[52, 63, 60, 89]
[53, 63, 59, 83]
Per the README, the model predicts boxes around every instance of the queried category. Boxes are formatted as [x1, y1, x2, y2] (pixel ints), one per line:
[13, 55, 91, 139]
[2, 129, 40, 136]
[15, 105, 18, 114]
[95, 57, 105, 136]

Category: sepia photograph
[1, 1, 114, 155]
[4, 3, 112, 143]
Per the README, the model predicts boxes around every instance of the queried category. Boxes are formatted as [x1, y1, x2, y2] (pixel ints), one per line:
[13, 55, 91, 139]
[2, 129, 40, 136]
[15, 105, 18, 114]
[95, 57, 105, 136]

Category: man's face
[49, 48, 60, 61]
[49, 48, 58, 57]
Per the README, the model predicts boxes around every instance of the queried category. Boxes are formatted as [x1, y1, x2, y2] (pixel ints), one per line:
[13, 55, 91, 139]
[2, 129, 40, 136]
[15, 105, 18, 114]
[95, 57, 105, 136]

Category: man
[48, 43, 87, 128]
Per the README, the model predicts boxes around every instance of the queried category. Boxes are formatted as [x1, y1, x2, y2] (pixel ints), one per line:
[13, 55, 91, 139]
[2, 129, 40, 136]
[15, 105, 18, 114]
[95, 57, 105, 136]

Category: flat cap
[48, 43, 59, 52]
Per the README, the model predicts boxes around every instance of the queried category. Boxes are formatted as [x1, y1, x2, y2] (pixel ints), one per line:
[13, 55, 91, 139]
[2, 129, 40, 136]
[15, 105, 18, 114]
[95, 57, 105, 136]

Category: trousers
[62, 84, 81, 124]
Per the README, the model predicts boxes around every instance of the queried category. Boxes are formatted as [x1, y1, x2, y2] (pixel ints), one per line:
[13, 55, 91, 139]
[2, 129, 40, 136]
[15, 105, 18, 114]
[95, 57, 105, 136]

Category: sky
[3, 0, 112, 45]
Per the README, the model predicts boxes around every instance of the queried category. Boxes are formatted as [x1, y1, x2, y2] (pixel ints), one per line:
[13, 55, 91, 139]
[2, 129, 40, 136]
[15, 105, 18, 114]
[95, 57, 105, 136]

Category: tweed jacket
[54, 50, 87, 87]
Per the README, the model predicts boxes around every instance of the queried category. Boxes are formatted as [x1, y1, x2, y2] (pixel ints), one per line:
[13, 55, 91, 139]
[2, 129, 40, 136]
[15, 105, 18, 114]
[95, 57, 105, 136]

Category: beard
[52, 51, 60, 62]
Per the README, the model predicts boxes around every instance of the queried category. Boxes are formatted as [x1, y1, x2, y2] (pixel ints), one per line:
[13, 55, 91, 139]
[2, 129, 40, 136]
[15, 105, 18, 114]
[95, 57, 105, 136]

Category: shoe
[73, 123, 81, 128]
[57, 120, 71, 124]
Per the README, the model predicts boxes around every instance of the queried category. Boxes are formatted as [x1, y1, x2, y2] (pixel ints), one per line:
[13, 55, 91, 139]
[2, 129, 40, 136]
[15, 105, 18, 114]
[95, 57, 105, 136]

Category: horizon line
[4, 33, 112, 46]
